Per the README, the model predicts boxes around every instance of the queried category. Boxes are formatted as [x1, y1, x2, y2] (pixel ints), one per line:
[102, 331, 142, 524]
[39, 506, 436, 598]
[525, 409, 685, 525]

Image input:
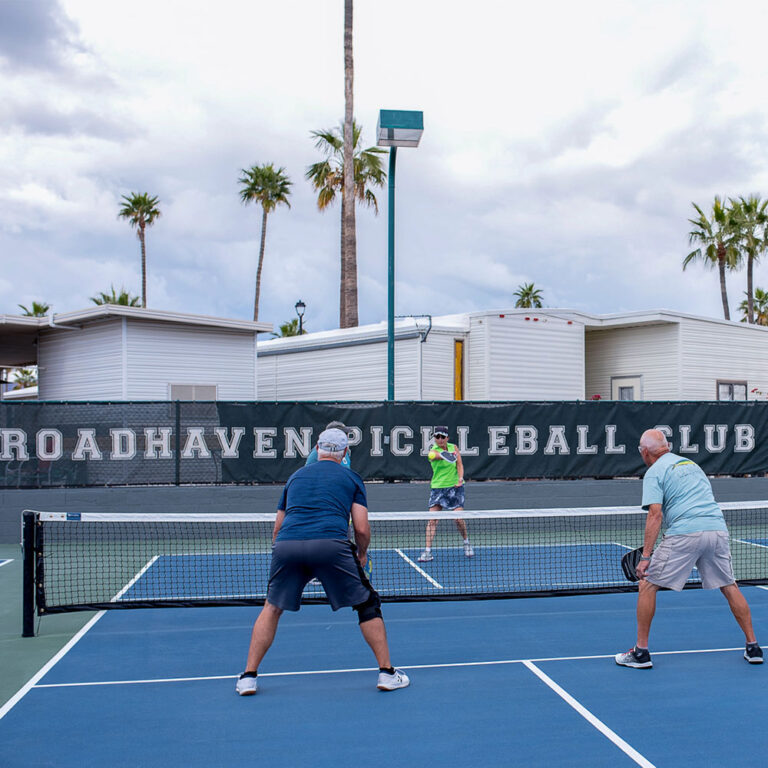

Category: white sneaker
[236, 673, 258, 695]
[377, 668, 410, 691]
[417, 550, 433, 562]
[464, 543, 475, 558]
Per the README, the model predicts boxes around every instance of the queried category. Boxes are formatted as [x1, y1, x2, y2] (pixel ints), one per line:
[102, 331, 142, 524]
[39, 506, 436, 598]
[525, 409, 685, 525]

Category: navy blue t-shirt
[275, 460, 367, 541]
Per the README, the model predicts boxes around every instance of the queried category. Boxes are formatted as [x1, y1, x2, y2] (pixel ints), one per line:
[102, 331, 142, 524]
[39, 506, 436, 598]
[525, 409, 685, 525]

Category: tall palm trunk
[747, 255, 755, 324]
[341, 0, 358, 328]
[254, 207, 268, 321]
[339, 196, 347, 325]
[716, 243, 730, 320]
[139, 224, 147, 308]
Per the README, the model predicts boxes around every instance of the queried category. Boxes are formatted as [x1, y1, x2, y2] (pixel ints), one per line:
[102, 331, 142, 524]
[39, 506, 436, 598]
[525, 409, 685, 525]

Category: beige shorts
[646, 530, 735, 591]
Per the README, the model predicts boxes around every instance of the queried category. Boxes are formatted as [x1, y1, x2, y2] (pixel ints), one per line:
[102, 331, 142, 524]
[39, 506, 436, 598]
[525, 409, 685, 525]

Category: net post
[22, 510, 36, 637]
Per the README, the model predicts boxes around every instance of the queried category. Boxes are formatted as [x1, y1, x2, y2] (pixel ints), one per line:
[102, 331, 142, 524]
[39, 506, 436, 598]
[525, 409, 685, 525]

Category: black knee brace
[354, 591, 382, 624]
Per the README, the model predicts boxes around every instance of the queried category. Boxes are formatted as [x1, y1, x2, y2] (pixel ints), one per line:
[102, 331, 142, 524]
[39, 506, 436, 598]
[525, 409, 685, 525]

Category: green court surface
[0, 544, 96, 709]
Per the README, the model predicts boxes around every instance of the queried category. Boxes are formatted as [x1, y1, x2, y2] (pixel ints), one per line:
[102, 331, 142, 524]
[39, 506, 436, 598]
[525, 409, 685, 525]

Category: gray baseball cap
[317, 427, 348, 452]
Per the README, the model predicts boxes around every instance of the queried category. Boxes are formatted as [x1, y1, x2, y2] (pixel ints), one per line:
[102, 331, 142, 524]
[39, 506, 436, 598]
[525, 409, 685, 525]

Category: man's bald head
[639, 429, 671, 463]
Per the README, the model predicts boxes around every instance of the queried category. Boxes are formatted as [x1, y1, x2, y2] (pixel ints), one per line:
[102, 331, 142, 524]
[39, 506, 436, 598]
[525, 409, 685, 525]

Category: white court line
[0, 559, 13, 567]
[395, 548, 443, 589]
[111, 556, 159, 601]
[523, 660, 656, 768]
[734, 538, 768, 550]
[0, 611, 107, 720]
[32, 646, 747, 689]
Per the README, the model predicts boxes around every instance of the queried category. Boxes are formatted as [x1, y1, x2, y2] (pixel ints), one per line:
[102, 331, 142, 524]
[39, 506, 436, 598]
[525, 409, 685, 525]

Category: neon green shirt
[429, 442, 459, 488]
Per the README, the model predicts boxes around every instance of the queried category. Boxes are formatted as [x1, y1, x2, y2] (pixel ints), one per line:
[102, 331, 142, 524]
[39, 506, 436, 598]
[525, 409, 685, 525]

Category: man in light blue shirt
[615, 429, 762, 669]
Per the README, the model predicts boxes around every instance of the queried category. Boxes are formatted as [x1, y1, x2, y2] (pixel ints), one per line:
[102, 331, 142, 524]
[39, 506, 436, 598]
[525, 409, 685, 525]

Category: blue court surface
[2, 586, 767, 768]
[112, 543, 635, 604]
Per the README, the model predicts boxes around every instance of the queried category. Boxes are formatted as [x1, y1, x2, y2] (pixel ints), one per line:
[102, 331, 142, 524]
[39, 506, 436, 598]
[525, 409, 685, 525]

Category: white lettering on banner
[488, 426, 510, 456]
[544, 426, 570, 455]
[0, 421, 762, 468]
[144, 428, 173, 459]
[282, 427, 311, 459]
[0, 429, 29, 461]
[456, 426, 480, 456]
[182, 428, 211, 459]
[604, 425, 626, 454]
[704, 424, 728, 453]
[515, 426, 538, 455]
[214, 427, 246, 458]
[72, 429, 103, 460]
[419, 426, 433, 456]
[370, 426, 384, 457]
[576, 425, 598, 455]
[391, 426, 413, 456]
[110, 429, 136, 460]
[252, 428, 277, 459]
[347, 427, 362, 447]
[654, 425, 673, 450]
[36, 429, 63, 461]
[678, 425, 699, 453]
[734, 424, 755, 453]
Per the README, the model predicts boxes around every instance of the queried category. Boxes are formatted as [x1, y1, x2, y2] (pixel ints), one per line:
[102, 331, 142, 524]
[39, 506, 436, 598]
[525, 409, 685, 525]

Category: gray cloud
[3, 100, 133, 140]
[0, 0, 81, 72]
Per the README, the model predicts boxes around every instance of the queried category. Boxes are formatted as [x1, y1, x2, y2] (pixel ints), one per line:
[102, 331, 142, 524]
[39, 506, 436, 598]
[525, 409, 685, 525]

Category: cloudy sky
[3, 0, 768, 333]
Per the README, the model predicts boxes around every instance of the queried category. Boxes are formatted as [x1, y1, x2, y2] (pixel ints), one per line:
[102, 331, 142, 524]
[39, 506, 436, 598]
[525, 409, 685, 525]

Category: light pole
[294, 300, 306, 335]
[376, 109, 423, 401]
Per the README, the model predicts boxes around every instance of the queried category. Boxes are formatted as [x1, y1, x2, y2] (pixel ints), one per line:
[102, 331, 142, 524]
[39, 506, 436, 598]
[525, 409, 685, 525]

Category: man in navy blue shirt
[236, 428, 410, 695]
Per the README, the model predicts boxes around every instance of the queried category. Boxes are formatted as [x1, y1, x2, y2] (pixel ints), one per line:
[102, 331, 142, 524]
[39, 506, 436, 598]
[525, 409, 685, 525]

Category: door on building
[453, 340, 464, 400]
[611, 375, 642, 400]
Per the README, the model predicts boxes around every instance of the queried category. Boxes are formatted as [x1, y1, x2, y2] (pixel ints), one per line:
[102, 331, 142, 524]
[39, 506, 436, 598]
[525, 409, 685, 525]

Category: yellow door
[454, 340, 464, 400]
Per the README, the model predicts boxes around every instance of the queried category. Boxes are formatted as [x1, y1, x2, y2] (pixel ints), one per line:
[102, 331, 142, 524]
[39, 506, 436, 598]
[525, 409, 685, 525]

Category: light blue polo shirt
[641, 452, 727, 535]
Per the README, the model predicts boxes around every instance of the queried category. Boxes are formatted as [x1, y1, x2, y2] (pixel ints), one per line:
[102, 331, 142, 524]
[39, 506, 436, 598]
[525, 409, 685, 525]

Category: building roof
[0, 306, 273, 367]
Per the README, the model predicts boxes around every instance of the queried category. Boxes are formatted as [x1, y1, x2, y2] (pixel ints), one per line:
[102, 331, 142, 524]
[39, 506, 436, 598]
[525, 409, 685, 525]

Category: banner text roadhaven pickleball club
[1, 401, 767, 486]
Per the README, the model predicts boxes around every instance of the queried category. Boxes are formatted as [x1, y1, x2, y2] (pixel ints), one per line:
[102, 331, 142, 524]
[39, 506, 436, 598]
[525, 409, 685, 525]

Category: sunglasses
[434, 434, 448, 439]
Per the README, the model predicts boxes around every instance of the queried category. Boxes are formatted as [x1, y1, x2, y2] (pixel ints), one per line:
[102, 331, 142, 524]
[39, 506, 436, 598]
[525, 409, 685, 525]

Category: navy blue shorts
[267, 538, 374, 612]
[428, 485, 465, 510]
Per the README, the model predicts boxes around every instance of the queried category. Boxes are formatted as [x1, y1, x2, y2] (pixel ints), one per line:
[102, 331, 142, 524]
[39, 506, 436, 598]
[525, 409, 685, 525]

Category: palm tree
[306, 121, 386, 327]
[17, 301, 51, 316]
[513, 282, 544, 308]
[12, 368, 37, 389]
[684, 198, 740, 320]
[731, 195, 768, 324]
[273, 318, 305, 337]
[118, 192, 161, 308]
[739, 287, 768, 326]
[238, 164, 292, 322]
[90, 285, 141, 306]
[342, 0, 355, 329]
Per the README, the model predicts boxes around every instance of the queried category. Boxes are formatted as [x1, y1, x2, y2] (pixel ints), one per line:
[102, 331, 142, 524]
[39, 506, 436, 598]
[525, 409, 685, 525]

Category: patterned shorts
[428, 485, 465, 510]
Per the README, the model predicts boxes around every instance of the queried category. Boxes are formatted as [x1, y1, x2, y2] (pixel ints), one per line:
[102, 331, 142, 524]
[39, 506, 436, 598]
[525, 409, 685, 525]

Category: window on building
[169, 384, 218, 401]
[716, 381, 747, 401]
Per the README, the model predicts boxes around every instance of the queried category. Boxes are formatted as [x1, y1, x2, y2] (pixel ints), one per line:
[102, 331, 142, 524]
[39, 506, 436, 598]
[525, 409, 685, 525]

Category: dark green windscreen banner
[1, 400, 767, 487]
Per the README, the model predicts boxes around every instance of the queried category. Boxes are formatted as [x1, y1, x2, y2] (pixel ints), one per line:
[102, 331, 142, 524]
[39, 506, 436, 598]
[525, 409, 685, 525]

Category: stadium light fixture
[376, 109, 424, 401]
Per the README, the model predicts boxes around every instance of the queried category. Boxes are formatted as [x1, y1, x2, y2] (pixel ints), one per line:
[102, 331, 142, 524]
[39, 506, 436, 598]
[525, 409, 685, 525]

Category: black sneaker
[744, 644, 763, 664]
[614, 646, 653, 668]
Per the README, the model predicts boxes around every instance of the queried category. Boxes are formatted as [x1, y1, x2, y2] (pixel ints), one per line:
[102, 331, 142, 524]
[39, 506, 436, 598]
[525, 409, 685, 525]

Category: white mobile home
[258, 308, 768, 402]
[0, 306, 272, 401]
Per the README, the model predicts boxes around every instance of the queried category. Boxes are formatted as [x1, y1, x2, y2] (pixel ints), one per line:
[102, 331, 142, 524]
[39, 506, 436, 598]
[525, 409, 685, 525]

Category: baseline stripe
[523, 661, 656, 768]
[33, 646, 746, 689]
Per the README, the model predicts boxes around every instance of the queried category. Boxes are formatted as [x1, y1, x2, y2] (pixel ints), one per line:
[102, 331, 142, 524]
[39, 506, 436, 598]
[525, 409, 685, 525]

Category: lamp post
[376, 109, 424, 401]
[294, 300, 306, 335]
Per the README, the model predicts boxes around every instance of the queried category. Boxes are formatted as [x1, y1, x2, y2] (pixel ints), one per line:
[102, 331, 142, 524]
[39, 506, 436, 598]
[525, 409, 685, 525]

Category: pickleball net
[22, 503, 768, 633]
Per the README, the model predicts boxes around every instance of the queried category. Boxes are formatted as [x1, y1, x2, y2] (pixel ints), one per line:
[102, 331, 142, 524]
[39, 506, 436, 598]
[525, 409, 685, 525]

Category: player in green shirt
[417, 426, 474, 562]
